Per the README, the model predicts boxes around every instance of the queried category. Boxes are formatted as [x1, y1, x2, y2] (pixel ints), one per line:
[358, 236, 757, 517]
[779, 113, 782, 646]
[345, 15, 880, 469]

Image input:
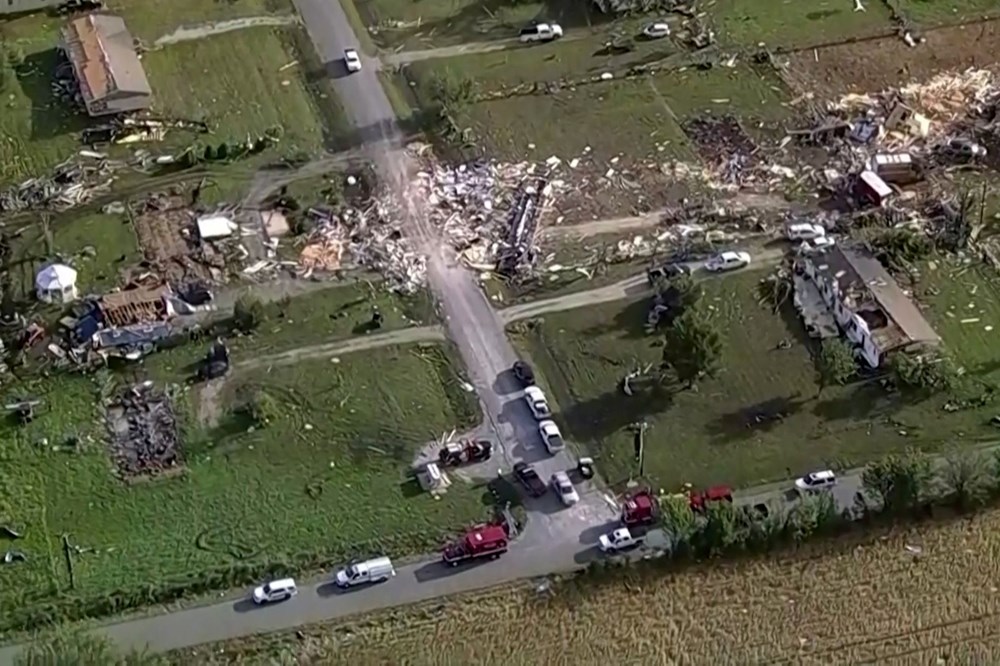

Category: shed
[60, 14, 152, 116]
[35, 264, 79, 304]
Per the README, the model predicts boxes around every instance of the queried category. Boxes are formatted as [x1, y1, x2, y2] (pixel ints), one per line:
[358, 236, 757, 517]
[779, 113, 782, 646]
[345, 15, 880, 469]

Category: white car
[599, 527, 640, 552]
[344, 48, 362, 73]
[785, 222, 826, 241]
[705, 251, 751, 273]
[551, 471, 579, 506]
[538, 420, 564, 454]
[642, 22, 671, 39]
[251, 578, 297, 604]
[523, 386, 551, 420]
[795, 470, 837, 492]
[798, 235, 836, 255]
[519, 22, 563, 43]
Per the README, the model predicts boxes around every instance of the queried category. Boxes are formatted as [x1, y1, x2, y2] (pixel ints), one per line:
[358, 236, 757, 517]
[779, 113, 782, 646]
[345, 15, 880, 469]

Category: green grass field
[141, 27, 332, 154]
[0, 343, 484, 631]
[708, 0, 896, 49]
[355, 0, 597, 49]
[896, 0, 1000, 26]
[103, 0, 294, 41]
[512, 268, 1000, 491]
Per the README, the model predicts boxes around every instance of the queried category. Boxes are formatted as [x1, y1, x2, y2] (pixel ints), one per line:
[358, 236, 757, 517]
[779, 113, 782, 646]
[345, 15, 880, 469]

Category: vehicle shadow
[316, 581, 364, 598]
[578, 519, 619, 546]
[491, 368, 523, 397]
[413, 557, 492, 583]
[231, 598, 260, 613]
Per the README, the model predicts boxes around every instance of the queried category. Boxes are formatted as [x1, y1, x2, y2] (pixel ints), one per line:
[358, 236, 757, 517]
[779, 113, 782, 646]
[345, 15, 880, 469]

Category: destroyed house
[801, 245, 939, 368]
[99, 285, 173, 328]
[60, 14, 152, 116]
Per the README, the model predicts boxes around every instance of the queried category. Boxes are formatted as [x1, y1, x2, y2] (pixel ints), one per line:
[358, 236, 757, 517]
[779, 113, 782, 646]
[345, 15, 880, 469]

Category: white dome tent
[35, 264, 79, 304]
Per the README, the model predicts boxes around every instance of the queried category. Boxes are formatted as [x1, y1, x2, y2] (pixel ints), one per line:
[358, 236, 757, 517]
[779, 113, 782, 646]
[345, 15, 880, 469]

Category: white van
[785, 222, 826, 241]
[335, 556, 396, 588]
[252, 577, 297, 604]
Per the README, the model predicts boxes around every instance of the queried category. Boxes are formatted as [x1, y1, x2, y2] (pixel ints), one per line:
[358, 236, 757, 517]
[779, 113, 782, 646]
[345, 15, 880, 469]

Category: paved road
[0, 469, 866, 660]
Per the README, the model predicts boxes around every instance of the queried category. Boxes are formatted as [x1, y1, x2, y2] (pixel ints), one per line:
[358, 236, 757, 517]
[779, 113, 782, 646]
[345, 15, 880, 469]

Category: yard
[0, 11, 340, 186]
[706, 0, 896, 49]
[511, 267, 1000, 491]
[354, 0, 600, 50]
[0, 344, 486, 632]
[179, 505, 1000, 664]
[896, 0, 1000, 26]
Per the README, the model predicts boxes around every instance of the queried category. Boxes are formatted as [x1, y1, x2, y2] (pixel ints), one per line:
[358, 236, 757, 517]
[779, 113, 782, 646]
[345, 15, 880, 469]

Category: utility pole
[630, 420, 649, 479]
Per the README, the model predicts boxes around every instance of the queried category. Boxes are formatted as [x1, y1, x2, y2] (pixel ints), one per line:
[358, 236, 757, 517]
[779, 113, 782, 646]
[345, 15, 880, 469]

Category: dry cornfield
[186, 508, 1000, 665]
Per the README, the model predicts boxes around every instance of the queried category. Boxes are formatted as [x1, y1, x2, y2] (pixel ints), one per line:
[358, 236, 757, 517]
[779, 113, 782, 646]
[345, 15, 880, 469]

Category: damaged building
[797, 245, 940, 368]
[60, 13, 152, 116]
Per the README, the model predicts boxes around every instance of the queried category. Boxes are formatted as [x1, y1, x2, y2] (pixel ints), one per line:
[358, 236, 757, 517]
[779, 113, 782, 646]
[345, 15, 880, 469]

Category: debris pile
[0, 155, 114, 213]
[300, 202, 426, 292]
[104, 381, 181, 479]
[409, 149, 561, 276]
[829, 68, 1000, 152]
[684, 116, 761, 187]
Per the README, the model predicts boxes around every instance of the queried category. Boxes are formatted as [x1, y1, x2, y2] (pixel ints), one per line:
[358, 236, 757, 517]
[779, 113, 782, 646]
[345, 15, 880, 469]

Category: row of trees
[586, 446, 1000, 575]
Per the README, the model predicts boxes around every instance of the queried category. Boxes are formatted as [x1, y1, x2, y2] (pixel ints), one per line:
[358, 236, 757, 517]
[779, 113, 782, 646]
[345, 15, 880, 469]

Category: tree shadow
[704, 393, 809, 444]
[811, 382, 893, 422]
[13, 49, 90, 142]
[562, 381, 675, 447]
[582, 298, 653, 340]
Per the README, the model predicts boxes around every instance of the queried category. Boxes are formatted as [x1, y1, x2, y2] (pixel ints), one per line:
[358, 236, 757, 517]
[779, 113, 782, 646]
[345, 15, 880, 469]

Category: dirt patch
[153, 16, 299, 47]
[784, 20, 1000, 99]
[105, 383, 182, 480]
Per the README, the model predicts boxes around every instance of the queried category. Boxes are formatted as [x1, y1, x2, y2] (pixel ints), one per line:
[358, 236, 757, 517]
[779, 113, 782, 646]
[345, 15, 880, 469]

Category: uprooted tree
[888, 349, 961, 395]
[660, 305, 723, 389]
[646, 273, 703, 333]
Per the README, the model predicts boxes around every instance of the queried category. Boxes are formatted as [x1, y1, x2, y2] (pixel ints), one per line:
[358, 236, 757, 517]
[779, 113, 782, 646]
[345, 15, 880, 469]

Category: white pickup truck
[519, 23, 563, 43]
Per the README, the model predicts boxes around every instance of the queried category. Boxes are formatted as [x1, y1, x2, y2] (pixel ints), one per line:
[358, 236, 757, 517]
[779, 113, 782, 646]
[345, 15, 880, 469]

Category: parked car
[538, 419, 565, 454]
[705, 251, 751, 273]
[795, 470, 837, 492]
[514, 461, 547, 497]
[344, 48, 362, 73]
[642, 22, 671, 39]
[551, 471, 580, 506]
[523, 386, 552, 420]
[335, 556, 395, 588]
[519, 23, 563, 43]
[599, 527, 640, 552]
[512, 360, 535, 387]
[646, 262, 691, 284]
[252, 578, 297, 604]
[785, 222, 826, 241]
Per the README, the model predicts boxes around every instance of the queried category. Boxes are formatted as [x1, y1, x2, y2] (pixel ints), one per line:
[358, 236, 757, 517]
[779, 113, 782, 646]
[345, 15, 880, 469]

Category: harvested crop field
[179, 507, 1000, 664]
[783, 19, 1000, 99]
[0, 344, 485, 632]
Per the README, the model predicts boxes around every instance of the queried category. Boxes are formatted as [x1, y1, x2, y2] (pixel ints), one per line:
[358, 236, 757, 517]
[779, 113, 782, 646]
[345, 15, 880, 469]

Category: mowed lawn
[102, 0, 294, 42]
[141, 27, 333, 154]
[512, 268, 1000, 491]
[5, 212, 141, 299]
[708, 0, 896, 49]
[0, 344, 484, 626]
